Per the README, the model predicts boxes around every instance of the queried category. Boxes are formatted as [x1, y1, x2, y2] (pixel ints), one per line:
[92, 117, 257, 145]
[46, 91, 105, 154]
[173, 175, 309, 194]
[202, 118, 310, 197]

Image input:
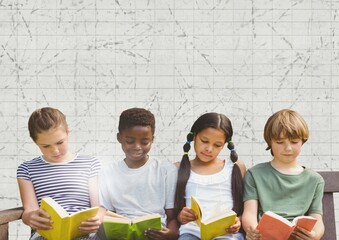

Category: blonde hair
[28, 107, 68, 142]
[264, 109, 309, 155]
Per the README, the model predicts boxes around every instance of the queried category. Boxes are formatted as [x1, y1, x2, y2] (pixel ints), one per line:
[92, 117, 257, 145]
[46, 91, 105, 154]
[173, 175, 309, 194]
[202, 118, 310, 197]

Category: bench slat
[0, 207, 23, 225]
[318, 171, 339, 192]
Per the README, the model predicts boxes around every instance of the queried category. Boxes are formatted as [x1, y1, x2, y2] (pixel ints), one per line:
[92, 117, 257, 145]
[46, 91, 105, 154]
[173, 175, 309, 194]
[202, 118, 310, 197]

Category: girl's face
[271, 134, 303, 164]
[35, 126, 70, 163]
[194, 127, 226, 163]
[117, 126, 154, 168]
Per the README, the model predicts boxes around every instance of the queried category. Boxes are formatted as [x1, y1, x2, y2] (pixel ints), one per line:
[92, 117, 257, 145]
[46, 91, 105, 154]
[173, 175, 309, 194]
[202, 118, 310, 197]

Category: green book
[102, 211, 162, 240]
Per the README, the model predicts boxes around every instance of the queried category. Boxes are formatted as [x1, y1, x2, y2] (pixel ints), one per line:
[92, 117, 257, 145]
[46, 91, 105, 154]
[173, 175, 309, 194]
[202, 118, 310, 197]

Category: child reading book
[17, 107, 105, 240]
[99, 107, 179, 239]
[242, 109, 325, 240]
[174, 112, 246, 240]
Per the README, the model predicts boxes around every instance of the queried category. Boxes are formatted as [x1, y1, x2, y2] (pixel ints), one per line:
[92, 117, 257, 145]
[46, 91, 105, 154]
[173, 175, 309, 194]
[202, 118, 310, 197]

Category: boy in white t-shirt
[99, 107, 179, 239]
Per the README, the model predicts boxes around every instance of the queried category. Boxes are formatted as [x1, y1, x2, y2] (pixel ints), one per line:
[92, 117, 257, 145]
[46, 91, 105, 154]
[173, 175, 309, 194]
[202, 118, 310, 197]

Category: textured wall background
[1, 0, 338, 238]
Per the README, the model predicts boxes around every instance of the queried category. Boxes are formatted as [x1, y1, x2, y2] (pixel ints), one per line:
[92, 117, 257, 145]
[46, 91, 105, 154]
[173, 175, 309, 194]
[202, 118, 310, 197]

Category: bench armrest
[0, 207, 23, 225]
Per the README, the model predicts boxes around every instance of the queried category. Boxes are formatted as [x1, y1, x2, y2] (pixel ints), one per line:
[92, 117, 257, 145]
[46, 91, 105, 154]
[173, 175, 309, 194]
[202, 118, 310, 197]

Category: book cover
[103, 211, 162, 240]
[191, 196, 237, 240]
[256, 211, 317, 240]
[37, 197, 99, 240]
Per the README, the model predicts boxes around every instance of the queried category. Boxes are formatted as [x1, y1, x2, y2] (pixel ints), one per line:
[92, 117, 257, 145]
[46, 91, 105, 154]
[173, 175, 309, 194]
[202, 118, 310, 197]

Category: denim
[178, 233, 200, 240]
[178, 232, 245, 240]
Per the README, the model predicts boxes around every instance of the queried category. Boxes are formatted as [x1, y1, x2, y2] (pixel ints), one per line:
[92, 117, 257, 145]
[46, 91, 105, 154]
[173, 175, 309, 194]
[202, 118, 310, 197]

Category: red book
[256, 211, 317, 240]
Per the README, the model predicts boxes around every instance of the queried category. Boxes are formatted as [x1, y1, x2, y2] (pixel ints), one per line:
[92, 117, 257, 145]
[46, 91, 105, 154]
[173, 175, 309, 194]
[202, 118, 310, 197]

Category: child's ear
[117, 133, 122, 143]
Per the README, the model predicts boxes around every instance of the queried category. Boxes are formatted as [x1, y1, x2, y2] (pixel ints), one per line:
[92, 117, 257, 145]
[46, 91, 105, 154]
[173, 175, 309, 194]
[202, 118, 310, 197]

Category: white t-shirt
[179, 159, 234, 237]
[99, 157, 177, 226]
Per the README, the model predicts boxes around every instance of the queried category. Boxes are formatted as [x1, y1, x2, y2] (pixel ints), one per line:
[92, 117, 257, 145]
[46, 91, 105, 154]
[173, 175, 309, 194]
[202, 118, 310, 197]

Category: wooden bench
[0, 171, 338, 240]
[0, 207, 23, 240]
[318, 171, 339, 240]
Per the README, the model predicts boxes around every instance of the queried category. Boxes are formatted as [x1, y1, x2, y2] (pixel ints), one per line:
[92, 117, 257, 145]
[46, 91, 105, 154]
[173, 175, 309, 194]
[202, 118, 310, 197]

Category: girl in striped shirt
[17, 107, 104, 239]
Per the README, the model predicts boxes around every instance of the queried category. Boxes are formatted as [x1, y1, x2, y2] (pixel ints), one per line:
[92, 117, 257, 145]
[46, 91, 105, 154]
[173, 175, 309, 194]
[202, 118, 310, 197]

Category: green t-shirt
[243, 162, 324, 222]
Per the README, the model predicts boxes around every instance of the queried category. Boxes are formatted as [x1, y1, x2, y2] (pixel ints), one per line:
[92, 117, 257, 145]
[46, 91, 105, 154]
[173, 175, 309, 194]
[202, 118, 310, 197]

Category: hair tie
[183, 152, 188, 155]
[186, 141, 191, 144]
[189, 132, 194, 135]
[233, 161, 238, 165]
[230, 148, 236, 152]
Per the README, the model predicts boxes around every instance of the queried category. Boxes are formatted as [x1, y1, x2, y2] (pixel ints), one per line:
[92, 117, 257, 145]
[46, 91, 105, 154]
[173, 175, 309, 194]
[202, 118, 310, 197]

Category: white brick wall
[0, 0, 338, 238]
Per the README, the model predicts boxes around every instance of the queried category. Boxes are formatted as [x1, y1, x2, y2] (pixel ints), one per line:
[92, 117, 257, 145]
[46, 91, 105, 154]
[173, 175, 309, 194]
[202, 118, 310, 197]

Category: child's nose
[52, 146, 59, 153]
[285, 143, 292, 151]
[134, 143, 142, 149]
[205, 145, 212, 152]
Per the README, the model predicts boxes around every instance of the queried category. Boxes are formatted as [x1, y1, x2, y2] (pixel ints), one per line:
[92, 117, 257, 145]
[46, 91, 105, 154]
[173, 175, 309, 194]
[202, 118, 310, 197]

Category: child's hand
[226, 217, 241, 234]
[144, 227, 177, 240]
[290, 226, 317, 240]
[245, 226, 262, 240]
[78, 215, 101, 233]
[177, 207, 197, 224]
[23, 209, 52, 230]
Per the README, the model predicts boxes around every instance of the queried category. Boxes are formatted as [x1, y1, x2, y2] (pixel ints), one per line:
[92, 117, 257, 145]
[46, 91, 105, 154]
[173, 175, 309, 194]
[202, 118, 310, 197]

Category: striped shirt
[17, 154, 100, 214]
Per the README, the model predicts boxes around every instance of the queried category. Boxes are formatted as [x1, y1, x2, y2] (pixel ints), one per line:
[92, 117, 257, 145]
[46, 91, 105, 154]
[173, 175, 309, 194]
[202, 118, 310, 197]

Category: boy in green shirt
[242, 109, 324, 240]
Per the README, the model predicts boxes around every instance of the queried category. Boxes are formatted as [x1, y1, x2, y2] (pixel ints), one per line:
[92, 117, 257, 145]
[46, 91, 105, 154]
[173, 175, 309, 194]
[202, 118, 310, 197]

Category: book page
[69, 207, 99, 239]
[41, 197, 69, 218]
[104, 215, 132, 224]
[203, 202, 234, 223]
[133, 213, 161, 223]
[293, 216, 317, 231]
[191, 197, 202, 226]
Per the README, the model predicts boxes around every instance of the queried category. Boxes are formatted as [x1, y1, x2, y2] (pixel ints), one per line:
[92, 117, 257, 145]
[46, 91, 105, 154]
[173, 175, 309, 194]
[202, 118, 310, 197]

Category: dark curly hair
[118, 108, 155, 134]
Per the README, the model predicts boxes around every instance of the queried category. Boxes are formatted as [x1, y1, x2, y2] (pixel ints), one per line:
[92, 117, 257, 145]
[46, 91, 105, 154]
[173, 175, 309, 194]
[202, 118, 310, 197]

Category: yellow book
[191, 196, 237, 240]
[37, 197, 99, 240]
[102, 211, 162, 240]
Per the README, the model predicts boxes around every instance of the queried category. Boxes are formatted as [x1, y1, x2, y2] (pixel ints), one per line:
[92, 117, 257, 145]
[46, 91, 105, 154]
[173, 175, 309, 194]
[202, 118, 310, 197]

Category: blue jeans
[30, 232, 99, 240]
[179, 233, 200, 240]
[179, 233, 245, 240]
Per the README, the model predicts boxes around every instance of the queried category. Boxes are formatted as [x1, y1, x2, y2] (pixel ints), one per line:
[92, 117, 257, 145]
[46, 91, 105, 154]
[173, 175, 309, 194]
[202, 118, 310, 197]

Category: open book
[256, 211, 317, 240]
[102, 211, 162, 240]
[191, 196, 237, 240]
[37, 197, 99, 240]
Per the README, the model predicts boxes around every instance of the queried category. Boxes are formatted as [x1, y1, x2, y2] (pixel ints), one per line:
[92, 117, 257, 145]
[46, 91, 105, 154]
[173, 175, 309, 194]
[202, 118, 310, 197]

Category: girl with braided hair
[175, 112, 246, 240]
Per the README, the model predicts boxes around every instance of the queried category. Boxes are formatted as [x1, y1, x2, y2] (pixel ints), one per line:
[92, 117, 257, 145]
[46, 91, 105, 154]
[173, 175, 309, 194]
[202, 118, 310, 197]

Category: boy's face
[271, 134, 303, 164]
[35, 125, 70, 163]
[117, 126, 154, 167]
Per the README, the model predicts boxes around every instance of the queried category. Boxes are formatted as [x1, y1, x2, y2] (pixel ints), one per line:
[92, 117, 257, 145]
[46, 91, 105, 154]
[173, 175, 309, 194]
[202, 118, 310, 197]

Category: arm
[242, 199, 261, 240]
[17, 178, 52, 230]
[145, 208, 179, 240]
[291, 213, 324, 240]
[164, 208, 179, 239]
[78, 176, 105, 233]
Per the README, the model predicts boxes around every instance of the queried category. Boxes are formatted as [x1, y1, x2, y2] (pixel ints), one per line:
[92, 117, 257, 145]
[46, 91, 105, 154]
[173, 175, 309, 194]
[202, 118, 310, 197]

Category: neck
[270, 159, 303, 175]
[191, 157, 224, 175]
[124, 156, 149, 169]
